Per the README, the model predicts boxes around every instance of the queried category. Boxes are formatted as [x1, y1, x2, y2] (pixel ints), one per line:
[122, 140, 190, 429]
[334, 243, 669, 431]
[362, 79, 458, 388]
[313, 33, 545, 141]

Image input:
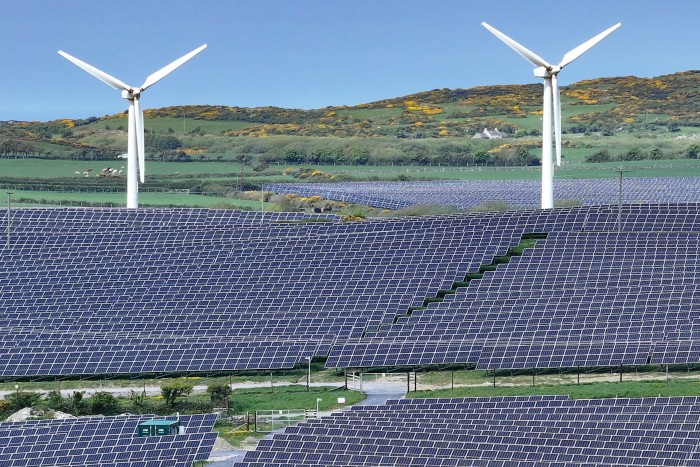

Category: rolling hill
[2, 70, 700, 209]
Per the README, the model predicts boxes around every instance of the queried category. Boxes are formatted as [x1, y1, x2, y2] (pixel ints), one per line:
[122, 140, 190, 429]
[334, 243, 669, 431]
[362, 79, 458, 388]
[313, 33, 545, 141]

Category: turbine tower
[482, 22, 620, 209]
[58, 44, 207, 208]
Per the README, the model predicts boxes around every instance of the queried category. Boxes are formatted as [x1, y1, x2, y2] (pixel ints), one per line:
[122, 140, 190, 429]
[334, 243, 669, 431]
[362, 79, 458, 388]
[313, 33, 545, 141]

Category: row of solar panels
[0, 413, 217, 466]
[1, 205, 700, 376]
[269, 177, 700, 209]
[235, 395, 700, 466]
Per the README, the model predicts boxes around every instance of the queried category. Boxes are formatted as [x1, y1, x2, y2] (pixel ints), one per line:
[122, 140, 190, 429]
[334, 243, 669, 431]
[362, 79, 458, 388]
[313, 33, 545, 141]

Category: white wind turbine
[58, 44, 207, 208]
[482, 22, 620, 209]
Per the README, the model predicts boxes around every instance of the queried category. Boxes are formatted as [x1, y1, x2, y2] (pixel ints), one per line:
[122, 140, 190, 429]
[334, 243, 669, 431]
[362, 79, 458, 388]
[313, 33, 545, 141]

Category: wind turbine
[58, 44, 207, 208]
[482, 22, 620, 209]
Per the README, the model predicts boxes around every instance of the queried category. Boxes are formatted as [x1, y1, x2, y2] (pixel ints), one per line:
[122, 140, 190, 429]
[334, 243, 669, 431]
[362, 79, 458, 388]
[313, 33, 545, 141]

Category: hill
[2, 70, 700, 209]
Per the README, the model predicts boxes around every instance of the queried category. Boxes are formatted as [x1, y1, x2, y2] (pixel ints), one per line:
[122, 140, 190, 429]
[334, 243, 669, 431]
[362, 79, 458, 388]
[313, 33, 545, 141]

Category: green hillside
[2, 70, 700, 209]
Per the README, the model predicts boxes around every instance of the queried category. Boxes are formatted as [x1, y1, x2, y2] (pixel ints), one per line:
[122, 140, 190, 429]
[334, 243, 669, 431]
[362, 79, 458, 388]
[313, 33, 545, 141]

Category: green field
[409, 378, 700, 400]
[7, 190, 270, 209]
[88, 116, 257, 133]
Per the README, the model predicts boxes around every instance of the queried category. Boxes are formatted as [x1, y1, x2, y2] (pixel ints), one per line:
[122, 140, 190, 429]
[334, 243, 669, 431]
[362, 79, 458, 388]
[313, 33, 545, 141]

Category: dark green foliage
[686, 145, 700, 159]
[161, 381, 194, 407]
[71, 391, 87, 415]
[89, 391, 121, 415]
[46, 391, 65, 411]
[207, 383, 233, 407]
[5, 391, 43, 410]
[144, 133, 182, 150]
[585, 149, 612, 163]
[473, 151, 490, 165]
[649, 147, 664, 159]
[619, 147, 645, 161]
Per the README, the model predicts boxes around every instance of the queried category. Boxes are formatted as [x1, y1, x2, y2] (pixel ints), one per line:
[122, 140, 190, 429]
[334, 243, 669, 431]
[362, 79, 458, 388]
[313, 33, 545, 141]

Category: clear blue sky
[1, 0, 697, 121]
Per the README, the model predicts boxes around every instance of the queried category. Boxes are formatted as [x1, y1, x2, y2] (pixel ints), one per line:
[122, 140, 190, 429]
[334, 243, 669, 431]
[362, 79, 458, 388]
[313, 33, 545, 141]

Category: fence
[255, 409, 309, 433]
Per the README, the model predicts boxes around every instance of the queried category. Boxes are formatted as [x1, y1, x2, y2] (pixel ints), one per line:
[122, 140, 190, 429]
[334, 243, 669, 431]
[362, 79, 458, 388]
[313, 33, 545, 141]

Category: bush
[649, 147, 664, 160]
[161, 381, 194, 407]
[619, 147, 645, 161]
[207, 383, 233, 407]
[71, 391, 87, 415]
[89, 391, 121, 415]
[6, 391, 43, 411]
[585, 149, 612, 163]
[0, 400, 12, 416]
[686, 145, 700, 159]
[46, 391, 67, 412]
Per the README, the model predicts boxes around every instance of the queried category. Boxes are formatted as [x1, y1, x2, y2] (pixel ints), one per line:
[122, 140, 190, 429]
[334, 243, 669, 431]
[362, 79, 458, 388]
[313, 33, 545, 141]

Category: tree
[46, 391, 66, 411]
[71, 391, 86, 415]
[585, 148, 612, 163]
[207, 383, 232, 407]
[284, 149, 306, 164]
[649, 147, 664, 160]
[686, 145, 700, 159]
[89, 391, 120, 415]
[619, 147, 645, 161]
[161, 381, 193, 407]
[473, 151, 490, 166]
[6, 391, 42, 411]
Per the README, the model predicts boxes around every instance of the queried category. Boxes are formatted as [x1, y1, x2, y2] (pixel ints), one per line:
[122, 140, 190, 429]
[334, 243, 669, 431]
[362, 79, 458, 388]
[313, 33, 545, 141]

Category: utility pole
[617, 168, 630, 233]
[6, 191, 13, 247]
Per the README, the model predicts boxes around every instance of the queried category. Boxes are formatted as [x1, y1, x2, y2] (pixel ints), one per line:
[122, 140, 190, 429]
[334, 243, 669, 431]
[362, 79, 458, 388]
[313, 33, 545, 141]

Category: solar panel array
[269, 177, 700, 209]
[0, 413, 217, 466]
[235, 395, 700, 466]
[329, 204, 700, 370]
[3, 204, 700, 376]
[0, 207, 529, 376]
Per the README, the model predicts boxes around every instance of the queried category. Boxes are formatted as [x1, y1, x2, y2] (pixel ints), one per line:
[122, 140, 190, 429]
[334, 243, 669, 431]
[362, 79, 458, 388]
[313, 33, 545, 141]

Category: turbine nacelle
[121, 89, 142, 100]
[533, 65, 562, 78]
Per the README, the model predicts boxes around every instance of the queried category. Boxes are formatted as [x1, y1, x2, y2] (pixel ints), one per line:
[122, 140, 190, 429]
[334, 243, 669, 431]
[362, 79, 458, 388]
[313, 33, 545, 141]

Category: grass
[7, 189, 271, 209]
[0, 158, 253, 178]
[408, 378, 700, 400]
[224, 385, 364, 413]
[88, 117, 257, 134]
[212, 386, 365, 447]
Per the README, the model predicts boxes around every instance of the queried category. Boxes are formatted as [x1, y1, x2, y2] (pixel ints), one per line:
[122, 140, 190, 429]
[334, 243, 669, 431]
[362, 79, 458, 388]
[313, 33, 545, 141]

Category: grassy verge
[409, 378, 700, 400]
[213, 386, 365, 447]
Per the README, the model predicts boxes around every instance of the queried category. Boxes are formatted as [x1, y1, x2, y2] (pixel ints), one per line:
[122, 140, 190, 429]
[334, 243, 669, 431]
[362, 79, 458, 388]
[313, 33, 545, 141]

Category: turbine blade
[552, 75, 562, 167]
[559, 22, 621, 68]
[58, 50, 131, 91]
[481, 22, 551, 68]
[134, 98, 145, 183]
[140, 44, 207, 91]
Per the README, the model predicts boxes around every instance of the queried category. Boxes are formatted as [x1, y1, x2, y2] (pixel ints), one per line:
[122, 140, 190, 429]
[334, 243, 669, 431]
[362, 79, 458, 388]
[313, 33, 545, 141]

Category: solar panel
[0, 413, 217, 466]
[237, 396, 700, 466]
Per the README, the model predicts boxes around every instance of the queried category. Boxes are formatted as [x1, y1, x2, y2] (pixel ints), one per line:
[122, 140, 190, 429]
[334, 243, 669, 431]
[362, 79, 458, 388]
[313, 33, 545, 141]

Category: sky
[1, 0, 699, 121]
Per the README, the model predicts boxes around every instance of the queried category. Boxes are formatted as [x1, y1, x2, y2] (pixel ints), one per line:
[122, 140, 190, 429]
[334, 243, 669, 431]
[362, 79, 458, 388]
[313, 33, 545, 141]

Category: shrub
[619, 147, 645, 161]
[585, 149, 612, 163]
[46, 391, 67, 411]
[686, 145, 700, 159]
[71, 391, 87, 415]
[89, 391, 121, 416]
[6, 391, 43, 411]
[649, 147, 664, 160]
[161, 381, 194, 407]
[207, 383, 233, 407]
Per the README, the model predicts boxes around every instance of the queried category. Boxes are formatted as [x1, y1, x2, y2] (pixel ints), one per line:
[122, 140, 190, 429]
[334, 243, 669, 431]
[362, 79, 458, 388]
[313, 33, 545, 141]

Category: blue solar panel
[4, 205, 700, 376]
[269, 178, 700, 210]
[236, 396, 700, 466]
[0, 413, 217, 466]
